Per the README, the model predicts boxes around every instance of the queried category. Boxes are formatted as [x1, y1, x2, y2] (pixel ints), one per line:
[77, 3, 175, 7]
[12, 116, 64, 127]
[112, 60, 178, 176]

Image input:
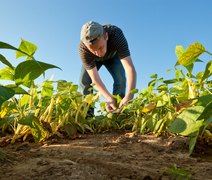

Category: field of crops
[0, 40, 211, 179]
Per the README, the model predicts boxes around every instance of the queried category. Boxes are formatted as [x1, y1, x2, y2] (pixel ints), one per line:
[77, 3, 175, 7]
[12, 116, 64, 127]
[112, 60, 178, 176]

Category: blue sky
[1, 0, 212, 96]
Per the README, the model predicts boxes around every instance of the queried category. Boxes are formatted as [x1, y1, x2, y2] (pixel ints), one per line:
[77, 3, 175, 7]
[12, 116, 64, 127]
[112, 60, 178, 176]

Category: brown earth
[0, 131, 211, 180]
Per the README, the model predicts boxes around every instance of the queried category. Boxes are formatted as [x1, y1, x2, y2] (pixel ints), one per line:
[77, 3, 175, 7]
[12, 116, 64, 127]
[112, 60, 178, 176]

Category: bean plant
[0, 40, 211, 155]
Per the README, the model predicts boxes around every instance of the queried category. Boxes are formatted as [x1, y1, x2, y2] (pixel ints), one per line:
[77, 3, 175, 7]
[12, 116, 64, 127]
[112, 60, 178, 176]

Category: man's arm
[86, 55, 136, 111]
[86, 67, 117, 110]
[119, 55, 137, 107]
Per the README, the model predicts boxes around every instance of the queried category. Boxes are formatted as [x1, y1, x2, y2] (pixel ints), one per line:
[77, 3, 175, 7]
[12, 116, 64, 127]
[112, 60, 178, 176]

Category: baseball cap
[80, 21, 104, 44]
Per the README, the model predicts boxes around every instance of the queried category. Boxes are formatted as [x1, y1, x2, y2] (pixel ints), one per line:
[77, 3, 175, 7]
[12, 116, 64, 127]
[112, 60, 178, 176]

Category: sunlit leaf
[169, 85, 185, 95]
[175, 45, 185, 59]
[148, 79, 156, 87]
[19, 112, 47, 142]
[175, 42, 205, 66]
[19, 94, 30, 107]
[83, 94, 95, 104]
[130, 88, 138, 94]
[70, 84, 78, 92]
[169, 106, 205, 136]
[41, 81, 54, 97]
[156, 84, 168, 91]
[196, 71, 204, 82]
[145, 114, 157, 132]
[57, 80, 72, 92]
[157, 100, 166, 107]
[153, 118, 164, 133]
[175, 70, 180, 80]
[141, 102, 156, 113]
[0, 67, 14, 80]
[16, 39, 37, 59]
[150, 74, 158, 79]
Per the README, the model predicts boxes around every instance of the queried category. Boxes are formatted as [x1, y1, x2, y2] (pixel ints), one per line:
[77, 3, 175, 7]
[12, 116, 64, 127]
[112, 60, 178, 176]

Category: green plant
[0, 40, 211, 155]
[0, 39, 61, 105]
[161, 164, 192, 179]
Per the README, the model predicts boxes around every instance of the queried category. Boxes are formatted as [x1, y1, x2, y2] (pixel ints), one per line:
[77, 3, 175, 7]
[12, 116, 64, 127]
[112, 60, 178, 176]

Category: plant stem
[204, 86, 212, 95]
[206, 51, 212, 56]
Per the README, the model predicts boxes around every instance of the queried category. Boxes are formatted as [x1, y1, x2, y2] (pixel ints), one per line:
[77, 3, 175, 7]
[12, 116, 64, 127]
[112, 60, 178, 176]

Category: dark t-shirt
[79, 24, 130, 70]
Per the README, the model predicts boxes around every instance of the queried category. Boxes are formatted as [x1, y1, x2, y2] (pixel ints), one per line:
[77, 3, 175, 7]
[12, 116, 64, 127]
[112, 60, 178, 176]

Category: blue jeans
[79, 54, 126, 98]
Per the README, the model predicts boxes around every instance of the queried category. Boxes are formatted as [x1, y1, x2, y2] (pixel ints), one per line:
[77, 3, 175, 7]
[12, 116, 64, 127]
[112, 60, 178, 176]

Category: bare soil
[0, 131, 212, 180]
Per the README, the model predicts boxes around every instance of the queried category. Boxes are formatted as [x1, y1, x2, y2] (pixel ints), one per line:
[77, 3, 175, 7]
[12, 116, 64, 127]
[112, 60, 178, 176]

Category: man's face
[86, 33, 108, 57]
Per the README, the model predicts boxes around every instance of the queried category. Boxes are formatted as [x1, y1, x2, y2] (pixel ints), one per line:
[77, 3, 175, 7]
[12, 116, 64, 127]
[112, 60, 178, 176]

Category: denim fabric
[79, 54, 126, 98]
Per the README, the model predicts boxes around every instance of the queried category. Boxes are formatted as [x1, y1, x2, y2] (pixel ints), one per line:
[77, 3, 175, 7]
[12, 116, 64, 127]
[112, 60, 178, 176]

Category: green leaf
[0, 67, 14, 80]
[31, 120, 47, 142]
[197, 101, 212, 120]
[150, 74, 158, 79]
[70, 84, 79, 92]
[196, 71, 204, 81]
[185, 63, 194, 74]
[175, 69, 181, 80]
[196, 58, 204, 63]
[201, 60, 212, 82]
[130, 88, 138, 94]
[41, 81, 54, 97]
[175, 45, 185, 59]
[0, 54, 14, 69]
[196, 94, 212, 106]
[19, 112, 46, 142]
[168, 106, 205, 136]
[156, 84, 168, 91]
[162, 164, 192, 178]
[84, 94, 95, 104]
[57, 80, 71, 92]
[189, 132, 199, 155]
[14, 60, 62, 86]
[163, 79, 178, 84]
[5, 84, 28, 94]
[0, 85, 15, 106]
[0, 41, 19, 51]
[175, 42, 205, 66]
[153, 118, 164, 133]
[0, 118, 10, 127]
[19, 94, 30, 107]
[169, 86, 183, 94]
[148, 79, 156, 87]
[0, 41, 29, 57]
[157, 100, 166, 107]
[16, 39, 37, 59]
[19, 112, 35, 127]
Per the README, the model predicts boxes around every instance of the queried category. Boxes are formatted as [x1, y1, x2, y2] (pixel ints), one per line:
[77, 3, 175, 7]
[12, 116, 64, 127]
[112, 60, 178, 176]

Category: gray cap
[80, 21, 104, 44]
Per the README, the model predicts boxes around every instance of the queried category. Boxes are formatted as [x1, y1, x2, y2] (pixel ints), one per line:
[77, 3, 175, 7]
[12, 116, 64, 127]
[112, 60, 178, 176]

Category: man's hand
[106, 101, 117, 112]
[119, 94, 133, 109]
